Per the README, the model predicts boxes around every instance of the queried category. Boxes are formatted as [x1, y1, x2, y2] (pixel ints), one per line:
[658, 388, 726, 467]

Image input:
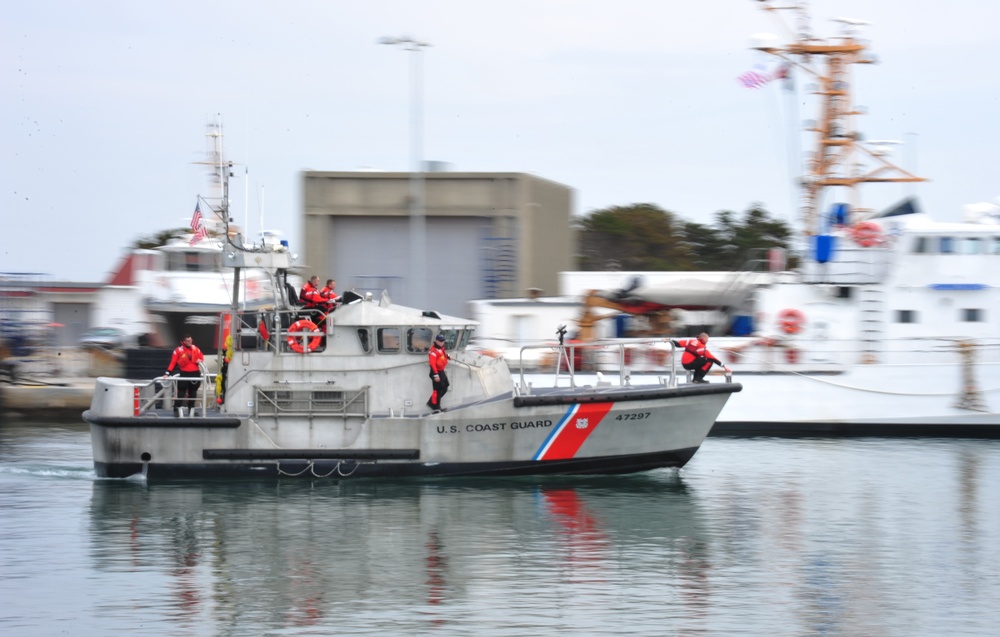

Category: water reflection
[88, 474, 707, 632]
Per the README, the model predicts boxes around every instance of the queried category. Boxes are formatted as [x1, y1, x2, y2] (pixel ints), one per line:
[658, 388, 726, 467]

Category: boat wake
[0, 464, 96, 480]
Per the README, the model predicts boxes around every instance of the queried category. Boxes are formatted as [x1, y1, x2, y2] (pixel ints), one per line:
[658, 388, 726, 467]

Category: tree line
[575, 203, 794, 271]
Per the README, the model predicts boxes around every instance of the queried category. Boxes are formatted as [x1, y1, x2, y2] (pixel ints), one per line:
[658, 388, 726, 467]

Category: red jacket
[319, 286, 339, 310]
[677, 338, 720, 366]
[167, 343, 204, 373]
[428, 344, 449, 374]
[300, 281, 323, 308]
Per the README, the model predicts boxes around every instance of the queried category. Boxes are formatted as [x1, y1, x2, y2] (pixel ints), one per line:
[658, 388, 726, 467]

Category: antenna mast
[192, 116, 237, 239]
[754, 1, 926, 234]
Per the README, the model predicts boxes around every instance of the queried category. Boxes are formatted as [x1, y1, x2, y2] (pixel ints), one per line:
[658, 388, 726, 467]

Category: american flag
[189, 224, 208, 246]
[737, 63, 791, 89]
[190, 202, 203, 232]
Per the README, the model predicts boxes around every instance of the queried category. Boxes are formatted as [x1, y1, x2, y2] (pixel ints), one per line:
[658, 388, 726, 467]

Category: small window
[895, 310, 918, 324]
[437, 329, 460, 350]
[407, 327, 433, 353]
[459, 328, 473, 349]
[961, 238, 983, 255]
[912, 237, 929, 254]
[961, 308, 984, 322]
[356, 328, 372, 353]
[939, 237, 954, 254]
[993, 238, 1000, 255]
[377, 327, 401, 353]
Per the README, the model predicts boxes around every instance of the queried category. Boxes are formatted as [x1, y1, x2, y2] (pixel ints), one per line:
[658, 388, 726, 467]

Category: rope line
[731, 352, 1000, 396]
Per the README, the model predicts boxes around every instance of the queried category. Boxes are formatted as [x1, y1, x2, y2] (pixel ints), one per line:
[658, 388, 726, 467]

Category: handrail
[141, 369, 218, 416]
[517, 337, 680, 393]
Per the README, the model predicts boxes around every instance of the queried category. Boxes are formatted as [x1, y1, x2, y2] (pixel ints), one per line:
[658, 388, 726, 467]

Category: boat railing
[229, 309, 330, 354]
[517, 338, 682, 392]
[800, 244, 893, 284]
[253, 385, 369, 419]
[133, 365, 217, 416]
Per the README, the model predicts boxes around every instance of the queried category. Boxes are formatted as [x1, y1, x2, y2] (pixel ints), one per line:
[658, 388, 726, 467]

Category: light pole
[378, 35, 431, 306]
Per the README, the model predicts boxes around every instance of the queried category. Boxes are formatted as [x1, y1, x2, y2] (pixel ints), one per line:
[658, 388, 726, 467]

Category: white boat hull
[522, 360, 1000, 436]
[85, 378, 739, 479]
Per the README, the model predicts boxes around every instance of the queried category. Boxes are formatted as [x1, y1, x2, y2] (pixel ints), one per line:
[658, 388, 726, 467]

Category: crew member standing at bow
[164, 334, 205, 415]
[427, 334, 450, 412]
[671, 332, 729, 383]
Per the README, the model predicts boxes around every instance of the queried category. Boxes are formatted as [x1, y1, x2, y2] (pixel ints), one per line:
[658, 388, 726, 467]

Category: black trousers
[176, 369, 202, 409]
[682, 357, 712, 381]
[429, 369, 449, 408]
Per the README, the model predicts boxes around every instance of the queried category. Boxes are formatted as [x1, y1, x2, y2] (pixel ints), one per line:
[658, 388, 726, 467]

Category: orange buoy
[851, 221, 883, 248]
[287, 319, 322, 353]
[776, 308, 806, 335]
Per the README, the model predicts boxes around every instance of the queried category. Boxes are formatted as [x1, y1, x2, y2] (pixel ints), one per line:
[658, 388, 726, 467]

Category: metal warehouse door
[329, 216, 489, 317]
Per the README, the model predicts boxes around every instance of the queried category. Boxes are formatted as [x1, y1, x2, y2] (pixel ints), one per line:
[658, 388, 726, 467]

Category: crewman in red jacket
[319, 279, 339, 313]
[426, 334, 450, 412]
[164, 334, 205, 415]
[671, 332, 729, 383]
[299, 275, 323, 309]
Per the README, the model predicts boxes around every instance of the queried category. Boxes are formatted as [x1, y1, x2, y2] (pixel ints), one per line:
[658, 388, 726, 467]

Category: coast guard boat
[83, 176, 741, 480]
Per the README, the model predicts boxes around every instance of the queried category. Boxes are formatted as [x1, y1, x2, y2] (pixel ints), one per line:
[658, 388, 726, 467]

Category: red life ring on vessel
[777, 308, 806, 335]
[850, 221, 882, 248]
[785, 347, 800, 364]
[287, 319, 322, 353]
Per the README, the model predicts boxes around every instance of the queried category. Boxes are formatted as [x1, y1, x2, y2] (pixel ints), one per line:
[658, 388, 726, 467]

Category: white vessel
[139, 234, 279, 351]
[469, 5, 1000, 436]
[82, 163, 740, 480]
[98, 123, 282, 353]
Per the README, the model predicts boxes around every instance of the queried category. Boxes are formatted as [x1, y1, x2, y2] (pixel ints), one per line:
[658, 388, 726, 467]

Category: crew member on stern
[164, 334, 205, 415]
[672, 332, 729, 383]
[427, 334, 450, 412]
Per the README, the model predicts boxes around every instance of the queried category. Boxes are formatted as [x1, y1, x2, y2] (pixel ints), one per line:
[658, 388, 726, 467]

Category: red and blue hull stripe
[533, 402, 614, 461]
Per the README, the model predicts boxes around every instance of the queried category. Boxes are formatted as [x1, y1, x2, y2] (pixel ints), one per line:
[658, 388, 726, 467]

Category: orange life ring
[777, 308, 806, 335]
[850, 221, 882, 248]
[785, 347, 800, 364]
[287, 319, 322, 353]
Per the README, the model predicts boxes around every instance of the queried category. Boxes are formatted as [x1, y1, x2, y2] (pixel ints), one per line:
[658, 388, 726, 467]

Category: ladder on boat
[858, 286, 885, 364]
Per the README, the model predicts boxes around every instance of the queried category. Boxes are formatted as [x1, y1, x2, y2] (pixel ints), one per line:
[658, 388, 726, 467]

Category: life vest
[678, 339, 710, 365]
[167, 343, 204, 373]
[299, 282, 322, 308]
[319, 286, 339, 311]
[428, 345, 449, 374]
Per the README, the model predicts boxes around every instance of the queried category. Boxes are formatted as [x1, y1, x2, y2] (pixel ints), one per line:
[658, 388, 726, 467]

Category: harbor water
[2, 419, 999, 636]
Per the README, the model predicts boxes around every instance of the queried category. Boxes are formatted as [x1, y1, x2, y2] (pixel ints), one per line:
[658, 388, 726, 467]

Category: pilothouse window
[895, 310, 918, 324]
[377, 327, 401, 353]
[407, 327, 433, 353]
[961, 238, 984, 255]
[357, 328, 372, 353]
[962, 308, 984, 322]
[912, 237, 929, 254]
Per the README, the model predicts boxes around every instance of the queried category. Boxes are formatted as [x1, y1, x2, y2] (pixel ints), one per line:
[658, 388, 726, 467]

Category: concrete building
[302, 171, 575, 317]
[0, 274, 101, 350]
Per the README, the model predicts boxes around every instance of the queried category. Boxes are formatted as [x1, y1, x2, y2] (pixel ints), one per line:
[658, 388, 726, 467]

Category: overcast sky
[3, 0, 999, 282]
